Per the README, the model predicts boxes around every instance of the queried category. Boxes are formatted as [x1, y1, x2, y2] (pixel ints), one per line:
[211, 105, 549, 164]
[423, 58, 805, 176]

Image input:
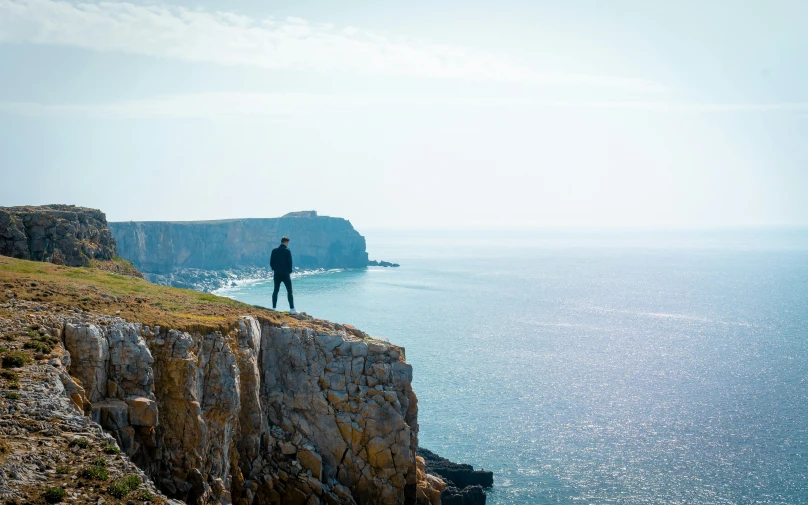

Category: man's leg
[282, 275, 294, 310]
[272, 275, 282, 308]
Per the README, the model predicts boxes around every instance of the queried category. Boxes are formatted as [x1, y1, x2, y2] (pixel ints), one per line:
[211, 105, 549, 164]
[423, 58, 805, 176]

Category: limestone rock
[127, 396, 158, 426]
[0, 205, 116, 266]
[64, 323, 109, 402]
[52, 308, 421, 505]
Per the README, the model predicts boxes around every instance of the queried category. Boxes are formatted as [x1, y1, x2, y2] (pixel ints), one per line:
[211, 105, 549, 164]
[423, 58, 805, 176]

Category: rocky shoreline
[147, 263, 401, 294]
[144, 266, 279, 292]
[417, 449, 492, 505]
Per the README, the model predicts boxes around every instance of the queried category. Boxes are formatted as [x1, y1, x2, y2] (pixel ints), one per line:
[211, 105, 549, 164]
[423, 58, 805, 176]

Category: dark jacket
[270, 244, 293, 275]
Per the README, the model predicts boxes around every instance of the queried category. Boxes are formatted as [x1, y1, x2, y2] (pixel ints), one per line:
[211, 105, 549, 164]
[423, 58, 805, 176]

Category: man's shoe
[290, 308, 298, 315]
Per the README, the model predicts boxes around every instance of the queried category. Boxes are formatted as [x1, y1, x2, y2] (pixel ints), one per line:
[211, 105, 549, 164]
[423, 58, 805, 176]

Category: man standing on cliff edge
[270, 236, 297, 314]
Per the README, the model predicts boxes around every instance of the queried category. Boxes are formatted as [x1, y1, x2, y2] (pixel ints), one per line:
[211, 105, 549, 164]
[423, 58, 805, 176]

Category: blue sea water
[216, 229, 808, 505]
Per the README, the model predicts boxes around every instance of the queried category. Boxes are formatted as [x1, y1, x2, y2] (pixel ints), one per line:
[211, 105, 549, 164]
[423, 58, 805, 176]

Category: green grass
[0, 370, 17, 380]
[23, 340, 52, 354]
[42, 487, 67, 503]
[6, 392, 19, 400]
[55, 465, 70, 475]
[78, 464, 109, 481]
[103, 443, 121, 455]
[133, 489, 154, 502]
[108, 474, 142, 498]
[68, 437, 90, 449]
[1, 352, 27, 368]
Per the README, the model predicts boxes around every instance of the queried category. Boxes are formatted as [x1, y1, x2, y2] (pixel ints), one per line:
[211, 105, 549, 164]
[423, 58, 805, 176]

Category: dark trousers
[272, 272, 294, 309]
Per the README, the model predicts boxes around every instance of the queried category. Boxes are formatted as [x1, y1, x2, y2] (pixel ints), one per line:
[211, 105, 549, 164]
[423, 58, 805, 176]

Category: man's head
[281, 236, 290, 245]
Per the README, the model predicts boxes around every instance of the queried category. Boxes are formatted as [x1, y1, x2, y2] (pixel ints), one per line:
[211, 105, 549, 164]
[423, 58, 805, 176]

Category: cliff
[0, 256, 446, 505]
[0, 205, 117, 267]
[109, 212, 369, 290]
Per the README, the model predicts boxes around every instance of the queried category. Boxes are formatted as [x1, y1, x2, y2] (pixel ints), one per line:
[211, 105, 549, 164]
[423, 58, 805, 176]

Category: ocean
[215, 229, 808, 505]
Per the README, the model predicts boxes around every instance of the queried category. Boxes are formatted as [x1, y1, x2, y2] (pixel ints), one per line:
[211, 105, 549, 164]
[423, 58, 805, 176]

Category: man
[270, 236, 297, 314]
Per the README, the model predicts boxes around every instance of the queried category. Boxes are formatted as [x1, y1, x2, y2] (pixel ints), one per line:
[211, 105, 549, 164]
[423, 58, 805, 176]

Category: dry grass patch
[0, 256, 293, 333]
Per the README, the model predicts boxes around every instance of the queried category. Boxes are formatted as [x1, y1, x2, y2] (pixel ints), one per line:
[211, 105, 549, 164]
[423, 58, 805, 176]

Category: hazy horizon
[1, 0, 807, 229]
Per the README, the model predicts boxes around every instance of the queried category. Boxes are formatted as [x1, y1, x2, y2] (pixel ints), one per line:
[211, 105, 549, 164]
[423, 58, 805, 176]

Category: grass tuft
[68, 437, 90, 449]
[0, 370, 18, 380]
[134, 489, 154, 502]
[78, 464, 109, 481]
[108, 474, 142, 498]
[1, 352, 27, 368]
[42, 487, 67, 503]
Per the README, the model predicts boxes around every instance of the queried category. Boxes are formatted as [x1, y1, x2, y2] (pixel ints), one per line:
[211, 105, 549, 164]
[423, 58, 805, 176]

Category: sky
[0, 0, 806, 229]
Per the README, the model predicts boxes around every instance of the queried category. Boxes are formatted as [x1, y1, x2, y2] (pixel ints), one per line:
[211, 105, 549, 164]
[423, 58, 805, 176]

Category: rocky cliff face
[0, 205, 116, 267]
[38, 306, 421, 505]
[109, 212, 369, 286]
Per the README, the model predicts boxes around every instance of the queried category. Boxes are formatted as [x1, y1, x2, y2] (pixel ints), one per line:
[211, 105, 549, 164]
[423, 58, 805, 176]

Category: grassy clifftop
[0, 255, 290, 332]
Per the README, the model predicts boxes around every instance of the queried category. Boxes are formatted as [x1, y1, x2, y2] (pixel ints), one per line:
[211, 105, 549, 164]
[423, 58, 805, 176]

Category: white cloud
[1, 93, 807, 118]
[0, 0, 667, 92]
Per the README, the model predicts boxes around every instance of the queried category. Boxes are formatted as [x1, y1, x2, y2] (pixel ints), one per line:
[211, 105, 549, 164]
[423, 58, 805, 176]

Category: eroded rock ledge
[2, 296, 443, 505]
[416, 449, 492, 505]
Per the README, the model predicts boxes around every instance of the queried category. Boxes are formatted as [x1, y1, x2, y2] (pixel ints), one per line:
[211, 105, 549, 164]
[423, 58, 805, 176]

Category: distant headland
[109, 210, 399, 291]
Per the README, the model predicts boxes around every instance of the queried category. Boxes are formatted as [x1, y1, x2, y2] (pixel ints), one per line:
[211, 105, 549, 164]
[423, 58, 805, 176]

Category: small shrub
[91, 457, 107, 467]
[0, 347, 8, 353]
[42, 487, 66, 503]
[8, 380, 19, 390]
[78, 465, 108, 481]
[2, 334, 14, 341]
[103, 443, 121, 455]
[68, 437, 90, 449]
[23, 341, 52, 353]
[108, 480, 130, 499]
[1, 352, 26, 368]
[134, 489, 154, 502]
[108, 475, 141, 498]
[121, 474, 142, 489]
[55, 465, 70, 474]
[26, 329, 41, 339]
[0, 370, 18, 380]
[6, 392, 19, 400]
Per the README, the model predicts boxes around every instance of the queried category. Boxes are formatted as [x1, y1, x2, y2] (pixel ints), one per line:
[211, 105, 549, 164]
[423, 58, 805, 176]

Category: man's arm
[287, 249, 293, 273]
[270, 249, 276, 271]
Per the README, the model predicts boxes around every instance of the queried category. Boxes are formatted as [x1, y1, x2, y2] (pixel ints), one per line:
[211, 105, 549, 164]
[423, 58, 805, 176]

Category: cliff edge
[0, 256, 447, 505]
